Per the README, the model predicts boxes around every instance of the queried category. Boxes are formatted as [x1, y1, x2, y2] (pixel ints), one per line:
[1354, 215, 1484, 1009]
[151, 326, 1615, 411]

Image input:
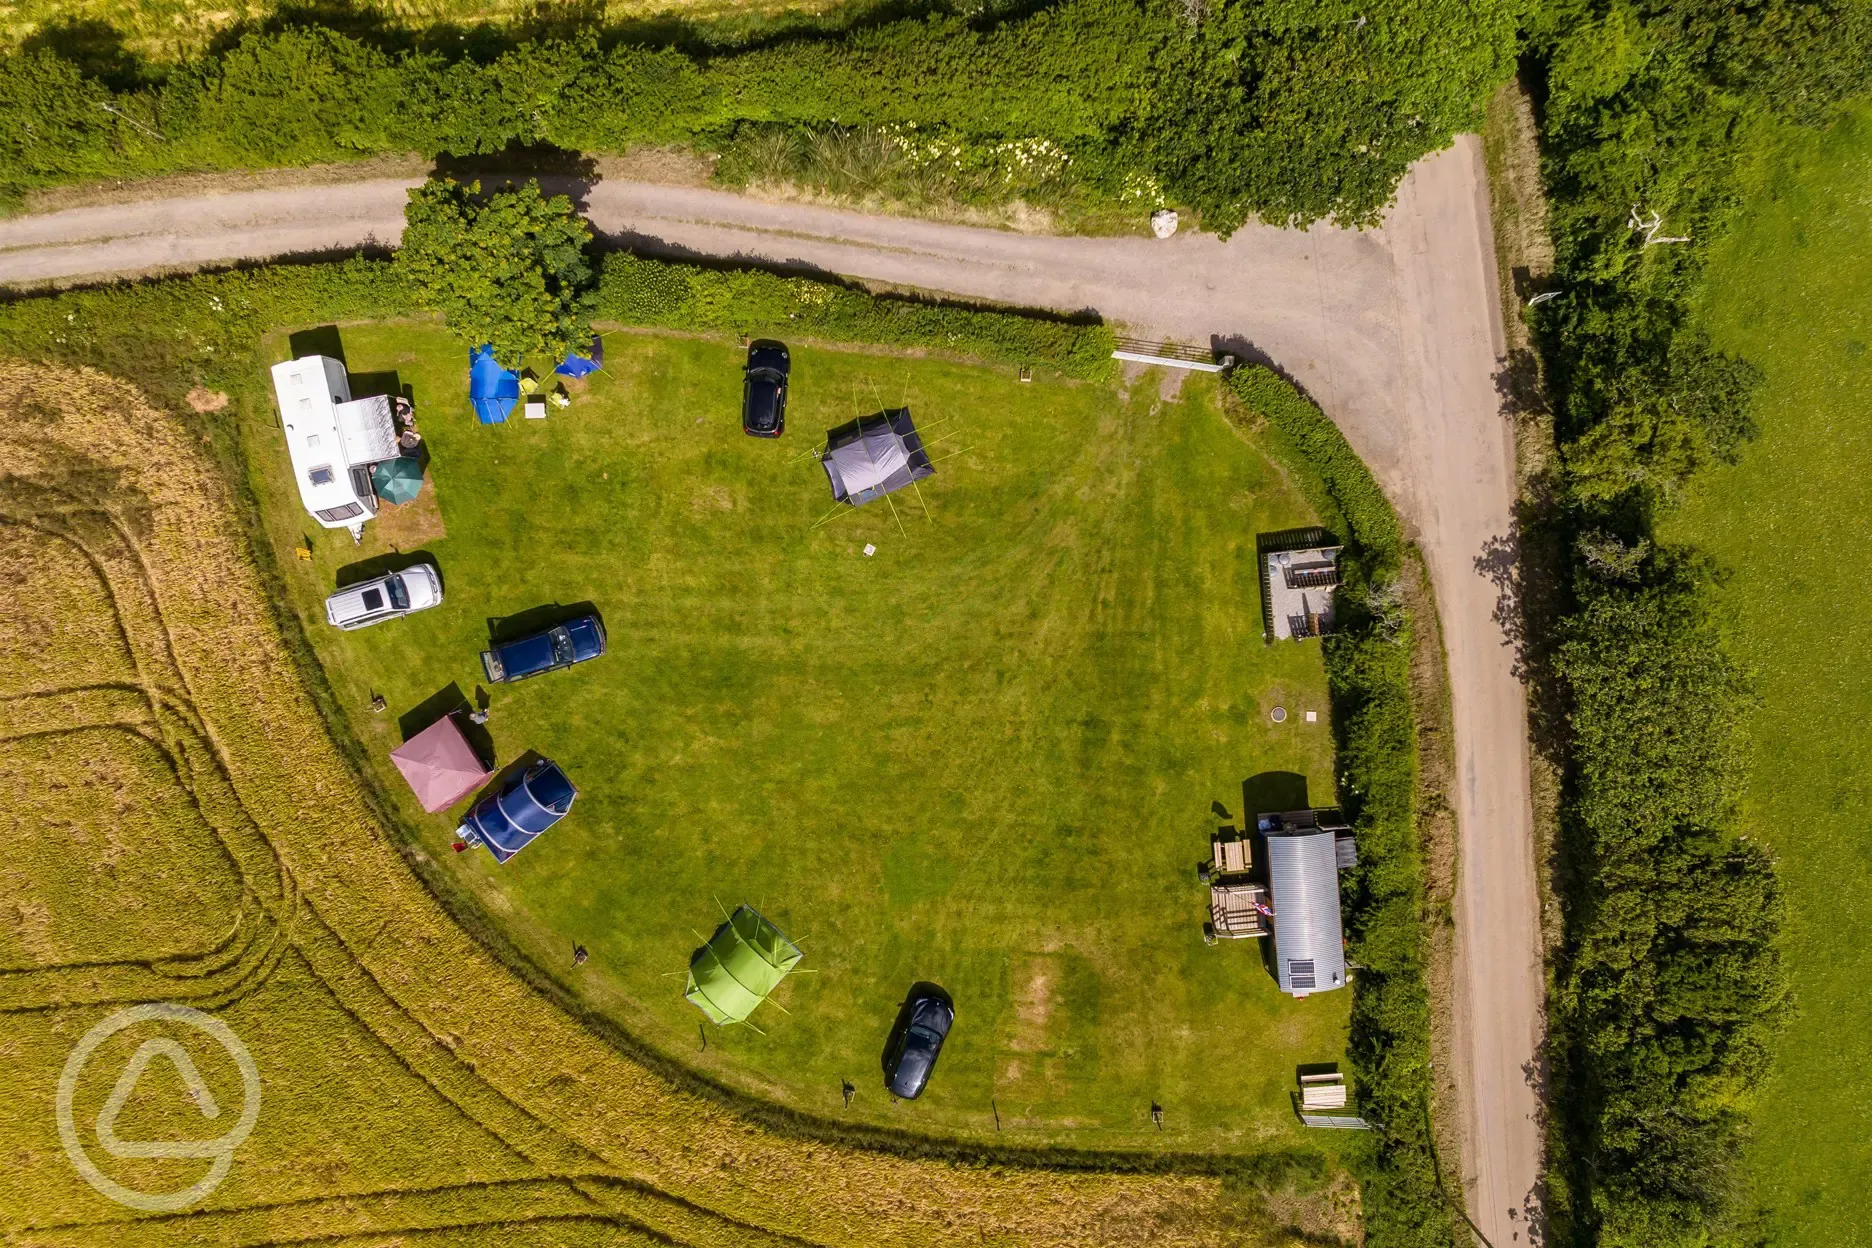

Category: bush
[0, 1, 1519, 230]
[398, 179, 595, 366]
[1227, 367, 1450, 1248]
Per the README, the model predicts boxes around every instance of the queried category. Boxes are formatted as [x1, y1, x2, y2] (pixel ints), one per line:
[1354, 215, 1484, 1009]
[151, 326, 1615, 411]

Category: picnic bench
[1212, 835, 1250, 876]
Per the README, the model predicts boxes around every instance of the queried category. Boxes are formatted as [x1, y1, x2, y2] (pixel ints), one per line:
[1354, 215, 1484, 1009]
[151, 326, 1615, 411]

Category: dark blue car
[481, 615, 606, 684]
[459, 758, 577, 863]
[883, 988, 955, 1099]
[742, 340, 789, 437]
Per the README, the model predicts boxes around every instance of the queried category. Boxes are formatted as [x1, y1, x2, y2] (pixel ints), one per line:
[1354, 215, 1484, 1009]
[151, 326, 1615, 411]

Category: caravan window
[315, 502, 365, 522]
[308, 464, 336, 486]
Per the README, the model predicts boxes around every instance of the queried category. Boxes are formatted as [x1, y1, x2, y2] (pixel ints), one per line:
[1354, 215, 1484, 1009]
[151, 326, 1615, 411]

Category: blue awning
[554, 335, 604, 379]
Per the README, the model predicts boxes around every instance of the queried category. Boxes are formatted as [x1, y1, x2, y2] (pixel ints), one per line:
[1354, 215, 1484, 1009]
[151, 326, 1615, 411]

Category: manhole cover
[1270, 706, 1288, 723]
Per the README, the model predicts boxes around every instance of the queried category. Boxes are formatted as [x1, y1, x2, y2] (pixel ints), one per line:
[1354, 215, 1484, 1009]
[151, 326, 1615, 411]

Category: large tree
[397, 178, 594, 366]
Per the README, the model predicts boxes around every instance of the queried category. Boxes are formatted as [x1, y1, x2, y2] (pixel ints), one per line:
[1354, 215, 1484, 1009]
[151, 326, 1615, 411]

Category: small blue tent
[554, 335, 604, 379]
[469, 344, 520, 424]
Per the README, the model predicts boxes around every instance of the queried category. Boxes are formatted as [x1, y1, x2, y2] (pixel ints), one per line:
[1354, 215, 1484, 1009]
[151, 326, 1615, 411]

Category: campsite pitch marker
[864, 544, 876, 557]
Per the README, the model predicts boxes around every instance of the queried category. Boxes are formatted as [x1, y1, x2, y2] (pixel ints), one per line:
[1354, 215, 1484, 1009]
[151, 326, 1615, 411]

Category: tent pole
[810, 503, 855, 531]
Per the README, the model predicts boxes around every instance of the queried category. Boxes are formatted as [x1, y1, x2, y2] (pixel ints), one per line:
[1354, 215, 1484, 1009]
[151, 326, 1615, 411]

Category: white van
[270, 354, 401, 538]
[325, 566, 443, 630]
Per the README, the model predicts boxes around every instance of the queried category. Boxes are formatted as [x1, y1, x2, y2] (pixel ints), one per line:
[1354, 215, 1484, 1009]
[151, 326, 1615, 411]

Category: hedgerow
[1522, 0, 1872, 1243]
[594, 254, 1116, 379]
[0, 252, 1114, 416]
[1227, 366, 1450, 1248]
[0, 0, 1518, 230]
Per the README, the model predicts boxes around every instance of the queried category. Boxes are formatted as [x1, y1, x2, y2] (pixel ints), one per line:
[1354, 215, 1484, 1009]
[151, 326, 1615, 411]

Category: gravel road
[0, 141, 1543, 1245]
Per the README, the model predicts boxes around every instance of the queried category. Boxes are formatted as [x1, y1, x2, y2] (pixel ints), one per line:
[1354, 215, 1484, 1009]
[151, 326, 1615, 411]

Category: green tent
[684, 905, 804, 1026]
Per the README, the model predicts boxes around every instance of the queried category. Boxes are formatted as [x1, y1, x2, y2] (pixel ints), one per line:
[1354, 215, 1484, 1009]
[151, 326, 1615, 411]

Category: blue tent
[469, 344, 520, 424]
[554, 335, 604, 379]
[458, 758, 577, 863]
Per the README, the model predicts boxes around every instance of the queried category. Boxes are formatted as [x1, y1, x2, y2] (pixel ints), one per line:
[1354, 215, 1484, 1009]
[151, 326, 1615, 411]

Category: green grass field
[240, 324, 1349, 1154]
[1664, 106, 1872, 1248]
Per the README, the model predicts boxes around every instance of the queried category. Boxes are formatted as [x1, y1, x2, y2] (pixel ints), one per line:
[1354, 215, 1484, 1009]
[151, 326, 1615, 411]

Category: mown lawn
[243, 323, 1349, 1153]
[1665, 107, 1872, 1248]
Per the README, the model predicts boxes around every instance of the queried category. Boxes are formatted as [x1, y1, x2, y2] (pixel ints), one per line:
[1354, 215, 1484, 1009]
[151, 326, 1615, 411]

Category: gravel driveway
[0, 140, 1543, 1246]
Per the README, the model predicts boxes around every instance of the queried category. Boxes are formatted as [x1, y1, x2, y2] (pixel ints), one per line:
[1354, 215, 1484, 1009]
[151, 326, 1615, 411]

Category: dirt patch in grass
[373, 477, 448, 547]
[186, 386, 230, 413]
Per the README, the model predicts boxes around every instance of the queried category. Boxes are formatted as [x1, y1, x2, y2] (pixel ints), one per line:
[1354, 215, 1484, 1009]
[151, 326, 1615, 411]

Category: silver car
[325, 565, 442, 630]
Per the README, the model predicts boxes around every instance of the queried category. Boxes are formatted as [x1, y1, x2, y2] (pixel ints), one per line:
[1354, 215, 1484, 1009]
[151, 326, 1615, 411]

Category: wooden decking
[1209, 880, 1269, 939]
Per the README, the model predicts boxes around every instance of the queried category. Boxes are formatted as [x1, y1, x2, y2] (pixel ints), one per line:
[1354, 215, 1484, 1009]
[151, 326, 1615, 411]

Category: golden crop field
[0, 360, 1351, 1245]
[1, 0, 849, 62]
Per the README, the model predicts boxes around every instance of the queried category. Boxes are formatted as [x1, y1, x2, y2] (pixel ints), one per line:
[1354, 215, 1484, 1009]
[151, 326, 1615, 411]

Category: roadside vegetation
[0, 0, 1518, 230]
[1660, 105, 1872, 1248]
[1519, 2, 1872, 1246]
[0, 0, 873, 63]
[1227, 370, 1450, 1248]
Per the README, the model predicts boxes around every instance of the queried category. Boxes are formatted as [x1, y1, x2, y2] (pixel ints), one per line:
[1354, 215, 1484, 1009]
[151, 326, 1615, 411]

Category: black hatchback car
[742, 340, 790, 437]
[883, 986, 954, 1099]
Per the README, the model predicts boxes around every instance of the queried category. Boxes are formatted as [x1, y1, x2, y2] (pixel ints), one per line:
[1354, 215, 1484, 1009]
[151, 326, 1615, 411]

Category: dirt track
[0, 143, 1543, 1246]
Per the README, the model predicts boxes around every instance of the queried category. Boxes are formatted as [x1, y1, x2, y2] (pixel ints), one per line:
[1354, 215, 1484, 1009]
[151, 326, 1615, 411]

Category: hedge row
[1521, 0, 1872, 1243]
[594, 254, 1115, 379]
[0, 252, 1114, 412]
[0, 0, 1518, 232]
[1227, 366, 1450, 1248]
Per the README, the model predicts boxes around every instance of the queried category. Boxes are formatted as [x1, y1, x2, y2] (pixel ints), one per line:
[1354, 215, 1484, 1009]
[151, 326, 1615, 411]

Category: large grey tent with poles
[819, 409, 934, 506]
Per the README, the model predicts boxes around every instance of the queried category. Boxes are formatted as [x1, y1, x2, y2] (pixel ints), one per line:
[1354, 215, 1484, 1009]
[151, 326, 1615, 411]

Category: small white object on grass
[1270, 706, 1287, 723]
[1305, 711, 1318, 723]
[1150, 209, 1179, 239]
[863, 544, 877, 557]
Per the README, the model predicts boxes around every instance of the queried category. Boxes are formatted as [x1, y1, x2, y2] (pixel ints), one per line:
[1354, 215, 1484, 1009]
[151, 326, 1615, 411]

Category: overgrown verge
[1, 0, 1517, 231]
[0, 252, 1115, 409]
[1227, 366, 1453, 1248]
[1520, 2, 1872, 1244]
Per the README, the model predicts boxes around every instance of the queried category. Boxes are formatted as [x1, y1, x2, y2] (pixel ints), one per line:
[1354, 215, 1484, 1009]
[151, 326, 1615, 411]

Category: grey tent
[820, 409, 934, 506]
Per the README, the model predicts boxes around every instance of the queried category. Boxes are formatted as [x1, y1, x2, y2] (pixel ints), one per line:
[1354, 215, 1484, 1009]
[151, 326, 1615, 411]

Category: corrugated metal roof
[1265, 830, 1347, 996]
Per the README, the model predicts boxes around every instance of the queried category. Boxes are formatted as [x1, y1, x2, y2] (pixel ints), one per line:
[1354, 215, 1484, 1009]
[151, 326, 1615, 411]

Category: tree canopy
[396, 178, 594, 367]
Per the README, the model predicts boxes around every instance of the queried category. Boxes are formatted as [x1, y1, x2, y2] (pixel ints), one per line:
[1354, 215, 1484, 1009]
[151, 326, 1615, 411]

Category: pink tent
[390, 714, 491, 812]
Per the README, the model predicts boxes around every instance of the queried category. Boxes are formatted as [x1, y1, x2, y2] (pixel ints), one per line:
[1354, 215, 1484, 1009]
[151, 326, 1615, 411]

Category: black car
[742, 340, 790, 437]
[481, 614, 606, 684]
[883, 987, 954, 1099]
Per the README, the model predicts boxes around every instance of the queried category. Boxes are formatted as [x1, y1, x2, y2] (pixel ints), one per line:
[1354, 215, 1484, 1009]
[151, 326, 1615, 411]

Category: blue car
[481, 614, 606, 683]
[458, 758, 577, 863]
[883, 988, 955, 1099]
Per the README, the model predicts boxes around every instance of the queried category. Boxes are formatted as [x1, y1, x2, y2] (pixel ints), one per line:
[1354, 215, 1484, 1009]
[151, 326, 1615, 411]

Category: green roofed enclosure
[685, 905, 805, 1025]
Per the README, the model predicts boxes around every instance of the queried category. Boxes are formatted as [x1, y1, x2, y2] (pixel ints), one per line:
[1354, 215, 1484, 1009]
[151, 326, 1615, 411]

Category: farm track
[0, 365, 1281, 1245]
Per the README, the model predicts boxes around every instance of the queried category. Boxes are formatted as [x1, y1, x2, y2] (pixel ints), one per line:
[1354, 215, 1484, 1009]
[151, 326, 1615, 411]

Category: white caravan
[270, 355, 400, 538]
